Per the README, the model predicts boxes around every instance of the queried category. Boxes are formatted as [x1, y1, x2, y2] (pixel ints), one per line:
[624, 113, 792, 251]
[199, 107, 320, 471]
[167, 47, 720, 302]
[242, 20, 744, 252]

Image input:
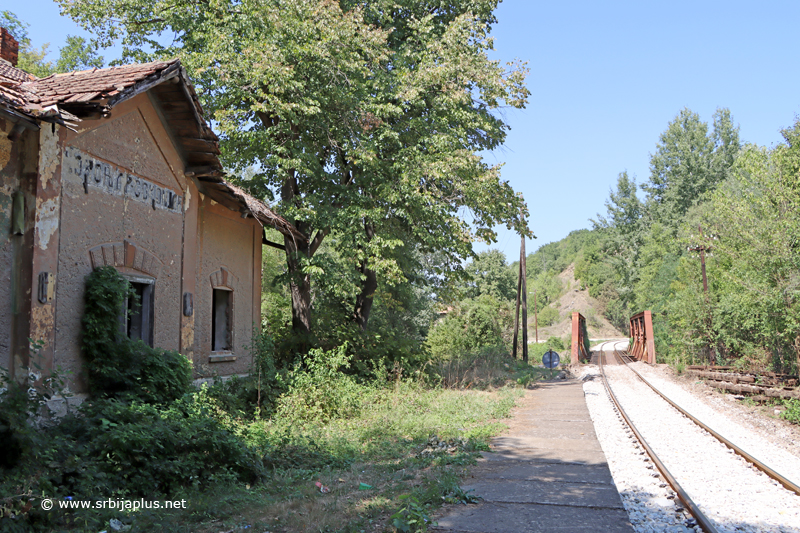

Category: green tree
[643, 107, 740, 227]
[60, 0, 530, 342]
[594, 171, 643, 240]
[463, 250, 517, 302]
[55, 35, 104, 72]
[695, 120, 800, 373]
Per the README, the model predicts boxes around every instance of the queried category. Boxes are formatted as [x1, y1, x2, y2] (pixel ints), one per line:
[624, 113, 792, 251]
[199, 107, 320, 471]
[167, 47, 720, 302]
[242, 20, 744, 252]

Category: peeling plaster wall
[54, 95, 187, 392]
[195, 200, 261, 377]
[28, 124, 65, 381]
[5, 92, 263, 393]
[0, 118, 20, 375]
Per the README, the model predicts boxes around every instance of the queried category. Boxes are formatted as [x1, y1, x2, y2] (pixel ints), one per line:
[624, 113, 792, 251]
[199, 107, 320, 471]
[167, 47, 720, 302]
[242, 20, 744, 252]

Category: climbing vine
[82, 266, 191, 404]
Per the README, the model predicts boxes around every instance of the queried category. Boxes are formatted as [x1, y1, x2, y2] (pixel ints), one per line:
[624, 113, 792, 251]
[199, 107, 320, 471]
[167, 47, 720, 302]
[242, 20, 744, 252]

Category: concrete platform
[434, 380, 633, 533]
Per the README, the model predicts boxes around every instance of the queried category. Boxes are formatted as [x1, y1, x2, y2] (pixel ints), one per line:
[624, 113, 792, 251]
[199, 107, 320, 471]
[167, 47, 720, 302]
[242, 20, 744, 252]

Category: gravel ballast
[580, 363, 800, 533]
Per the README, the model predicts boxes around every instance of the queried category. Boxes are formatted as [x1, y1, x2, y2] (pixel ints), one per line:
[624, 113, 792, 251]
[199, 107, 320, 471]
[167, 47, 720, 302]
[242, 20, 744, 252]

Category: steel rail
[598, 343, 720, 533]
[613, 350, 800, 497]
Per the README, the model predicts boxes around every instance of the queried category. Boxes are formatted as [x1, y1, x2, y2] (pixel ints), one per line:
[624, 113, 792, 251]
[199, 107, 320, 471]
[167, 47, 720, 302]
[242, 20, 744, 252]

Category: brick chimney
[0, 27, 19, 67]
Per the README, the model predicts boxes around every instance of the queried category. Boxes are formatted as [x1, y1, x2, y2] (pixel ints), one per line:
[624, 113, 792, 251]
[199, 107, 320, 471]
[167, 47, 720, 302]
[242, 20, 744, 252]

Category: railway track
[595, 341, 800, 533]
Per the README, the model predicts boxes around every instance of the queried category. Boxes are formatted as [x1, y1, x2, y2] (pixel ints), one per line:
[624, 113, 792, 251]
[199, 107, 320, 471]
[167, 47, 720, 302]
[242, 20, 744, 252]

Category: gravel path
[580, 363, 800, 533]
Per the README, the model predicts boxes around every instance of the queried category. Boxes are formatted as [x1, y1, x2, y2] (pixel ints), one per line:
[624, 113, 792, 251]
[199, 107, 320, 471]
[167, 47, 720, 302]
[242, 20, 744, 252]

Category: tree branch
[309, 228, 329, 256]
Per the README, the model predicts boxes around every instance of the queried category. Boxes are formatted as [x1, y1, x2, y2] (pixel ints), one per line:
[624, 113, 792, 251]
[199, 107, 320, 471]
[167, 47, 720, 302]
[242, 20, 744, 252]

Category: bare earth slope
[534, 263, 625, 340]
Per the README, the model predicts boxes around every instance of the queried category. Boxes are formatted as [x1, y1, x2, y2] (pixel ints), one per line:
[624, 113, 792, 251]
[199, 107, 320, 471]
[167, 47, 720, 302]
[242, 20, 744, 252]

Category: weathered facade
[0, 32, 291, 397]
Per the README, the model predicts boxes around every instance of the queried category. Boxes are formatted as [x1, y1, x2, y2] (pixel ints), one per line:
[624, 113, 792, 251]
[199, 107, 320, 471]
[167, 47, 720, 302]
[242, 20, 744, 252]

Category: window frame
[119, 273, 155, 347]
[211, 286, 233, 353]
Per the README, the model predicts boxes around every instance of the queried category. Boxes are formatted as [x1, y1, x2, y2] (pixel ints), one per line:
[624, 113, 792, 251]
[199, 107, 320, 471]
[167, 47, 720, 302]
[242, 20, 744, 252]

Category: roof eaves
[105, 60, 182, 109]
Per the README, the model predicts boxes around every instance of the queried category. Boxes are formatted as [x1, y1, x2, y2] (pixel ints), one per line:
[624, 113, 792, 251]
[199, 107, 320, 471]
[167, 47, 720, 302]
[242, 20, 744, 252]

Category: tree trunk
[353, 221, 377, 330]
[283, 234, 312, 335]
[354, 263, 377, 330]
[280, 170, 316, 337]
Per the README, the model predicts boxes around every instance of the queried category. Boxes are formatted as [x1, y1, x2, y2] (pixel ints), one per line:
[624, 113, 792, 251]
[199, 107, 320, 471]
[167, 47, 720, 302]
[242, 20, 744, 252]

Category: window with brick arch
[211, 288, 232, 352]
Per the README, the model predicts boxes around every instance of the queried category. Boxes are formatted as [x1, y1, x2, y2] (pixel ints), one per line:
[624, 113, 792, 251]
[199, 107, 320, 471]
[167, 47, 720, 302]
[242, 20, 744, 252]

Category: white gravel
[579, 363, 800, 533]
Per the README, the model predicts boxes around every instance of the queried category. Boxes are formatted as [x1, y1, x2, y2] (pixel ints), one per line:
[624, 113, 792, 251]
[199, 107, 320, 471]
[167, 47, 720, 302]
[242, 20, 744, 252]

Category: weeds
[1, 269, 535, 531]
[391, 495, 435, 533]
[780, 399, 800, 424]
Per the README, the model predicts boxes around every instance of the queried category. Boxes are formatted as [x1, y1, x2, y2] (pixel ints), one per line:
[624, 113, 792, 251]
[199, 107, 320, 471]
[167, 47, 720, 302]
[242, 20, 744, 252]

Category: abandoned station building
[0, 28, 294, 399]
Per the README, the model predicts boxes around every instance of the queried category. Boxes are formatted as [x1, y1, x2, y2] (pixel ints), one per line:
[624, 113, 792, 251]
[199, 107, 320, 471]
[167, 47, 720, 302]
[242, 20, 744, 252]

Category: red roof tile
[0, 62, 33, 84]
[21, 60, 179, 108]
[0, 58, 298, 241]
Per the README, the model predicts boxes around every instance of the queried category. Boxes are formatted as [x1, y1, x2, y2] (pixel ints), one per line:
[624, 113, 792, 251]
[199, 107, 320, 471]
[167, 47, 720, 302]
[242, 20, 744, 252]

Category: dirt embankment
[531, 263, 625, 341]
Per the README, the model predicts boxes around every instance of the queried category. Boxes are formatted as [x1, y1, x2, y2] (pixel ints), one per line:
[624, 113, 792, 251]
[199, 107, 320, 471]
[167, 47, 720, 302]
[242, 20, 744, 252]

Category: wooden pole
[512, 246, 522, 359]
[521, 236, 528, 363]
[534, 288, 538, 345]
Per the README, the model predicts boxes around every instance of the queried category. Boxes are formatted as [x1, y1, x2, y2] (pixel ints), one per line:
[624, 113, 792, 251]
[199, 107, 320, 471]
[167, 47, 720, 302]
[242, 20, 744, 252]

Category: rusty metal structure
[570, 312, 589, 364]
[629, 311, 656, 364]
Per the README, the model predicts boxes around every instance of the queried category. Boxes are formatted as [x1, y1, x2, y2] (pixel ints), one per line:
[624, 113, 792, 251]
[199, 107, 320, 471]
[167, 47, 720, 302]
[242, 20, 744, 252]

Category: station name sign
[63, 147, 183, 214]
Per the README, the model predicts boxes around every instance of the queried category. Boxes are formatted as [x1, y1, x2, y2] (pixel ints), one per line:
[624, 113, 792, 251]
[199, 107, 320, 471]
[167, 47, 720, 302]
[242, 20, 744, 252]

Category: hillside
[531, 263, 625, 341]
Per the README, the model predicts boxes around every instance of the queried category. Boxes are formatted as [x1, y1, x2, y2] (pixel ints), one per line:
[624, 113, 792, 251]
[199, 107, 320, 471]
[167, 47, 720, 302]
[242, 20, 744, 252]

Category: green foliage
[54, 35, 104, 73]
[429, 344, 509, 389]
[0, 10, 28, 43]
[391, 494, 436, 533]
[643, 107, 740, 225]
[0, 389, 262, 529]
[462, 250, 517, 302]
[82, 266, 191, 404]
[685, 118, 800, 373]
[0, 340, 66, 470]
[427, 294, 513, 361]
[780, 399, 800, 425]
[536, 305, 560, 327]
[275, 343, 366, 423]
[52, 394, 262, 497]
[206, 329, 283, 419]
[522, 229, 595, 279]
[545, 336, 568, 352]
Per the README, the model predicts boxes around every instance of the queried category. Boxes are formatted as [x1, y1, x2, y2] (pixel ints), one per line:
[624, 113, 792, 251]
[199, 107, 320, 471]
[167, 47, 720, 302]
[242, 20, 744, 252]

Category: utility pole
[688, 225, 715, 364]
[534, 288, 538, 345]
[512, 246, 522, 359]
[521, 236, 528, 363]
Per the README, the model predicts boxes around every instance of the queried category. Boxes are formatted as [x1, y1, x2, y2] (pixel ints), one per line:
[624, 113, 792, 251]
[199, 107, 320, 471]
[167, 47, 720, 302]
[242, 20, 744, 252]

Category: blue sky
[478, 0, 800, 260]
[10, 1, 800, 261]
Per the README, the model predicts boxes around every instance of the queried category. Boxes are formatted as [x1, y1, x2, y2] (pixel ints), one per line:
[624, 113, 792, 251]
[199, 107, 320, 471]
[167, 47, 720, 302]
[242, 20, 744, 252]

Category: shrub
[427, 295, 513, 361]
[24, 392, 263, 500]
[82, 266, 191, 404]
[0, 340, 66, 470]
[781, 399, 800, 425]
[536, 305, 560, 326]
[206, 328, 285, 419]
[275, 343, 367, 423]
[429, 344, 511, 389]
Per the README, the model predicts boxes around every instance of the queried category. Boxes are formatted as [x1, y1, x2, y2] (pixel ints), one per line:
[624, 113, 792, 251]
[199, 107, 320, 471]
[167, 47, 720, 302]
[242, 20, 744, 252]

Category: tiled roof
[0, 62, 33, 84]
[0, 58, 300, 241]
[225, 182, 307, 241]
[0, 62, 34, 109]
[21, 60, 179, 109]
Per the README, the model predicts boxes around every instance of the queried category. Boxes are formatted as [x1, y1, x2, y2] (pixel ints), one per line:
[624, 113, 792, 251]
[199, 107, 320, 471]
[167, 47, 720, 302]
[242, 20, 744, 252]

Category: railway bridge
[436, 311, 800, 533]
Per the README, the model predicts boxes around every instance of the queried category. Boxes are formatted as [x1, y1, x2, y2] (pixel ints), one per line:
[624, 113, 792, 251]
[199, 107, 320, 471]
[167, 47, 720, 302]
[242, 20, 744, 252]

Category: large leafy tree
[462, 250, 516, 302]
[643, 107, 739, 226]
[693, 120, 800, 373]
[590, 171, 644, 324]
[59, 0, 530, 339]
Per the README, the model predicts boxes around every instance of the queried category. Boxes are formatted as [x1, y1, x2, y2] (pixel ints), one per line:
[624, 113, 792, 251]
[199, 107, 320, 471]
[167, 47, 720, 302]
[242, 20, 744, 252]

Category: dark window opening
[119, 278, 154, 346]
[211, 288, 232, 352]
